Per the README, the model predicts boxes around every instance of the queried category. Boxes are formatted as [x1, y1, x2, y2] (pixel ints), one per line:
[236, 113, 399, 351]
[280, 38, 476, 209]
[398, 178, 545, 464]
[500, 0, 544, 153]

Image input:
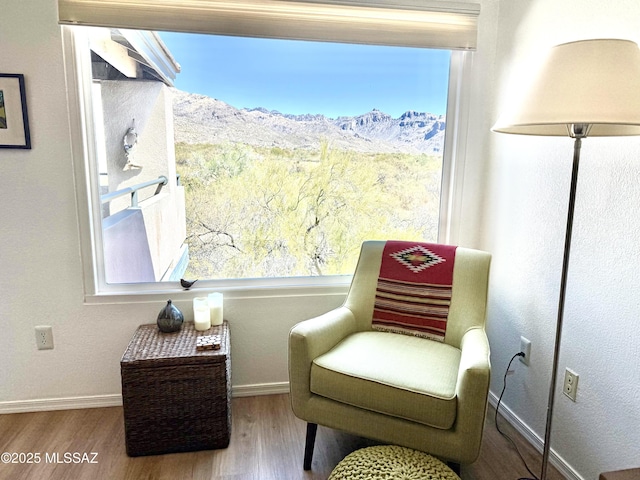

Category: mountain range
[170, 89, 445, 155]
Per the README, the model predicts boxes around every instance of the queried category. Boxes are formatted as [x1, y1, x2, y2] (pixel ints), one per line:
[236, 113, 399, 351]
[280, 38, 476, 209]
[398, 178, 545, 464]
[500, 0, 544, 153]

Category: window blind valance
[58, 0, 479, 50]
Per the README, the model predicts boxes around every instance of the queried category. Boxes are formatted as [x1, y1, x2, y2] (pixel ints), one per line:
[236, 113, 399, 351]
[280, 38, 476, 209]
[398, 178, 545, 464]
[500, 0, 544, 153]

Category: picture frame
[0, 73, 31, 149]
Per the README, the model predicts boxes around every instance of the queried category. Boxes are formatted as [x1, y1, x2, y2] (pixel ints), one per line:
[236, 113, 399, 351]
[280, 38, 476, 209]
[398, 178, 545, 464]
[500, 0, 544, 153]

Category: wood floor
[0, 394, 564, 480]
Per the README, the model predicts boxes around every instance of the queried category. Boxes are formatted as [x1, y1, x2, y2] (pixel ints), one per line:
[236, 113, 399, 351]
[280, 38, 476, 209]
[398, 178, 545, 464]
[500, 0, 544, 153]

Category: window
[61, 1, 476, 298]
[166, 33, 450, 280]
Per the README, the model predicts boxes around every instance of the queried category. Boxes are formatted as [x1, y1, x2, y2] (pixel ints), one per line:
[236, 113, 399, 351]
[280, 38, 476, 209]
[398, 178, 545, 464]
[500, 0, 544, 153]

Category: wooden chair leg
[303, 423, 318, 470]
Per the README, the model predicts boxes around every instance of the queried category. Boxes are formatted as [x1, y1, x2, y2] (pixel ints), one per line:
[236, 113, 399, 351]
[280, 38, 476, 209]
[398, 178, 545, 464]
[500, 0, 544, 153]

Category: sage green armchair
[288, 240, 491, 470]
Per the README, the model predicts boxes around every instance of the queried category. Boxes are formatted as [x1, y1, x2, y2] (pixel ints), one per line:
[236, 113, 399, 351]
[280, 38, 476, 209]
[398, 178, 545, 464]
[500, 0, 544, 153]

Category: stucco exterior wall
[98, 80, 176, 214]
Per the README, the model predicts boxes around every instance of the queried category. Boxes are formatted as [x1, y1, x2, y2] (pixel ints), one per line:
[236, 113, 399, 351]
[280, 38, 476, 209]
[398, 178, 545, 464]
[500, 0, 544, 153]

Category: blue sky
[158, 32, 450, 119]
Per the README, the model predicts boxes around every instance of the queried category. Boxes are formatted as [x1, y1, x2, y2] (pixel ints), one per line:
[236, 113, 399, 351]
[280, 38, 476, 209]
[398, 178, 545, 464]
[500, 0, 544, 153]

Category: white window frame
[63, 26, 474, 304]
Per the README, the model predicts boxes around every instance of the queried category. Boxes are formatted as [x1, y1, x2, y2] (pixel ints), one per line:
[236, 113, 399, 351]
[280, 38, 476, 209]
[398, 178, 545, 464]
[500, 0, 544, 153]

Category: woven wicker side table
[121, 321, 231, 457]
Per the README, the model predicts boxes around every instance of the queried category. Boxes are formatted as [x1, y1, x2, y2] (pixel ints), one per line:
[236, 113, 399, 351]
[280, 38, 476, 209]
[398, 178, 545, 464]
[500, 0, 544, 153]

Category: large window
[164, 33, 450, 280]
[61, 1, 476, 297]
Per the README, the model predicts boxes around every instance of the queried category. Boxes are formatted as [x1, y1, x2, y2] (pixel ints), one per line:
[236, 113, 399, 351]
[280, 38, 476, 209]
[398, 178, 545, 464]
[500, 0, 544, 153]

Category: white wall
[7, 0, 639, 478]
[0, 0, 483, 407]
[484, 1, 640, 479]
[0, 0, 345, 407]
[100, 80, 175, 211]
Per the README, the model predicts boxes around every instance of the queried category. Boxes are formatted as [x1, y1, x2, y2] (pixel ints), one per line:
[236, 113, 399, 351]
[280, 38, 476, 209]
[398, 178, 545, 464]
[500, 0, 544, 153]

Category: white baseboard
[232, 381, 290, 397]
[0, 394, 123, 414]
[488, 391, 584, 480]
[0, 382, 291, 415]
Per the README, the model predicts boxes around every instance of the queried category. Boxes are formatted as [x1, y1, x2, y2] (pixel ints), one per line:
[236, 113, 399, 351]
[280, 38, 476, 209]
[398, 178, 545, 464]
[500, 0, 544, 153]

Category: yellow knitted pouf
[328, 445, 461, 480]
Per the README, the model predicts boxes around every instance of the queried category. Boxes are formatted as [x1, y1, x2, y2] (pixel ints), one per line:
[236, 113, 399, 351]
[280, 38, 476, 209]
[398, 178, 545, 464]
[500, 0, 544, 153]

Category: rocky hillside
[171, 89, 445, 155]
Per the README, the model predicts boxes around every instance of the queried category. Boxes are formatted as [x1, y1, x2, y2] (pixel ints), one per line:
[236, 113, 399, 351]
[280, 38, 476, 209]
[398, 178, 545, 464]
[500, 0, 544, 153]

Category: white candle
[208, 292, 223, 326]
[193, 297, 211, 331]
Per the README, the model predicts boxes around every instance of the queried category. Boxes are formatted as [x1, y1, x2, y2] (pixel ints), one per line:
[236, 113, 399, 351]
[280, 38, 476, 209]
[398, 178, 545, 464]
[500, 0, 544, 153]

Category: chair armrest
[458, 327, 491, 376]
[455, 327, 491, 438]
[288, 306, 357, 409]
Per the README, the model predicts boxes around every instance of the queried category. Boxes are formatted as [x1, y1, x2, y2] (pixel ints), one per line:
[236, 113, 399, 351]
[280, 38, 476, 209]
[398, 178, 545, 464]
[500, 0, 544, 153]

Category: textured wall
[8, 1, 638, 478]
[0, 0, 346, 403]
[99, 80, 175, 213]
[484, 1, 640, 478]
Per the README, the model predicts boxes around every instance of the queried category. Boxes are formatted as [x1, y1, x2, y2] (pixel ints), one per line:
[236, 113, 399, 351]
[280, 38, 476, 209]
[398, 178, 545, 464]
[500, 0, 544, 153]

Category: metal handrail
[100, 175, 168, 207]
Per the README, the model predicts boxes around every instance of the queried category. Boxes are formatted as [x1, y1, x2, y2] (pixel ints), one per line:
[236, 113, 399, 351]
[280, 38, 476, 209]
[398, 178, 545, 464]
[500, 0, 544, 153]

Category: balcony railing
[100, 174, 187, 283]
[100, 175, 169, 208]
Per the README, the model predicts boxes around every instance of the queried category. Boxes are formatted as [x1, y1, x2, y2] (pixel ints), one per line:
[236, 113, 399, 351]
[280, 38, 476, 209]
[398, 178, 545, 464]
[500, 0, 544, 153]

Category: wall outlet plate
[519, 336, 531, 365]
[35, 326, 54, 350]
[563, 368, 579, 402]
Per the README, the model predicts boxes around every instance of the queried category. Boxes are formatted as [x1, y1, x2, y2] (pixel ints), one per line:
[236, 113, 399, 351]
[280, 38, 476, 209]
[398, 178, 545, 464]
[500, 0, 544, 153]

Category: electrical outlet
[35, 326, 54, 350]
[563, 368, 579, 402]
[519, 336, 531, 365]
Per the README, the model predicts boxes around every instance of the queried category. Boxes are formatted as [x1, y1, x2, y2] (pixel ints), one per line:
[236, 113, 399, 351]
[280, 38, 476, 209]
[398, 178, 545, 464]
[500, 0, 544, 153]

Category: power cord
[494, 352, 540, 480]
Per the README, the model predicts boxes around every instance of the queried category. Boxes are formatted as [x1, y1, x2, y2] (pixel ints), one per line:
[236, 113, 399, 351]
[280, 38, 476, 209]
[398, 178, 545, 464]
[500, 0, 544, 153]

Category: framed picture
[0, 74, 31, 149]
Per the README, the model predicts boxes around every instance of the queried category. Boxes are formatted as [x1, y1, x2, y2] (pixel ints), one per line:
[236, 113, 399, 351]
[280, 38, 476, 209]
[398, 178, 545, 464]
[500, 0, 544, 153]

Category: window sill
[83, 276, 352, 305]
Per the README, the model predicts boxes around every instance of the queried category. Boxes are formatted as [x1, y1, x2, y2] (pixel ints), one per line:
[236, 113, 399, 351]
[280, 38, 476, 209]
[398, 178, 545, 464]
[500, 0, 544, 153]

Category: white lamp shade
[493, 39, 640, 137]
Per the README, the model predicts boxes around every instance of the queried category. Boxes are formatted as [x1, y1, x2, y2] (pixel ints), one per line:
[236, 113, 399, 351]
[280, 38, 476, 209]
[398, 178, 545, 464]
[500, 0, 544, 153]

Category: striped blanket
[372, 241, 457, 342]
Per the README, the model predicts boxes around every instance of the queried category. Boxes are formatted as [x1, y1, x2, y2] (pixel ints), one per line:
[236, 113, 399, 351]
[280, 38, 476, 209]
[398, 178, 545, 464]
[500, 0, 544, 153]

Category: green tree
[176, 141, 442, 279]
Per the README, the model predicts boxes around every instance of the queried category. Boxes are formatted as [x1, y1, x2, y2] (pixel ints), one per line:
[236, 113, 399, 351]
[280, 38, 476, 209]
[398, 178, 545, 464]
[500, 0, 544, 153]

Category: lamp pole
[492, 39, 640, 480]
[540, 124, 586, 480]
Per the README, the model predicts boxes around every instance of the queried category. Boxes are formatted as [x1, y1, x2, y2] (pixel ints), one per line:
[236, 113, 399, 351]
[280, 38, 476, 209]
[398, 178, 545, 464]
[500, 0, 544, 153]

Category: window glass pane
[86, 27, 450, 283]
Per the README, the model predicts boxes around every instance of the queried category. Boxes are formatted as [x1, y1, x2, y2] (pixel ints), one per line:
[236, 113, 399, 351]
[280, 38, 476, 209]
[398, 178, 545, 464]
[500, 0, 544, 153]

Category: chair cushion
[311, 331, 461, 430]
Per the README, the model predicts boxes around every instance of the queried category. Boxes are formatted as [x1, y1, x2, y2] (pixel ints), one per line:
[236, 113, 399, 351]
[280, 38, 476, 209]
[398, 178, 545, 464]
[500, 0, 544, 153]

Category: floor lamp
[492, 39, 640, 480]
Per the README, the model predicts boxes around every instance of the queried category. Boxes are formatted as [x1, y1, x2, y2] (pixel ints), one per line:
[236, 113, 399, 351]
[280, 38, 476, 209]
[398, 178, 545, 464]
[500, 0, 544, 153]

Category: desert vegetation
[175, 141, 442, 279]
